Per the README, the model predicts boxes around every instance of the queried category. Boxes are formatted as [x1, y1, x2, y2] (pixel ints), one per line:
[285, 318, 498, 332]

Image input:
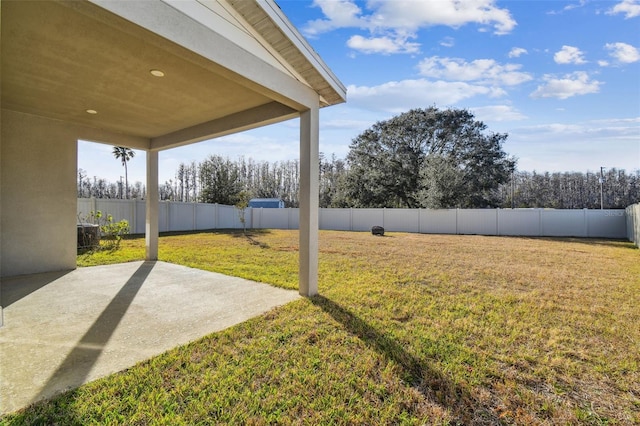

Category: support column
[146, 150, 159, 260]
[299, 104, 320, 296]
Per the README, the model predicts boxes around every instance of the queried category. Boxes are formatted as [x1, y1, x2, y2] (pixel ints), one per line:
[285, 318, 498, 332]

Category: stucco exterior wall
[1, 110, 77, 277]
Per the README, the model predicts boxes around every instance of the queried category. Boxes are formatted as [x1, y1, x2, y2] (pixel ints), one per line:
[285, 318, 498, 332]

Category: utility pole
[599, 167, 605, 209]
[511, 171, 515, 209]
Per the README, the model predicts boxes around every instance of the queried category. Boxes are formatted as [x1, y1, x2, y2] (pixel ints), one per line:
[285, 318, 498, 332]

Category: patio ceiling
[1, 0, 345, 149]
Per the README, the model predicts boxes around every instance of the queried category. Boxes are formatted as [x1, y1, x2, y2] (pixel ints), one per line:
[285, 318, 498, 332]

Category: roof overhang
[1, 0, 346, 151]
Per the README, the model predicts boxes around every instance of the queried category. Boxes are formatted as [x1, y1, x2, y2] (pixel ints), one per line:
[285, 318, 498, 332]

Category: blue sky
[79, 0, 640, 185]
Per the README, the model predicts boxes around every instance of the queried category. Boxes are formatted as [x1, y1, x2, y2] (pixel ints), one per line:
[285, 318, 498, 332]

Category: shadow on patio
[0, 261, 299, 415]
[30, 261, 155, 406]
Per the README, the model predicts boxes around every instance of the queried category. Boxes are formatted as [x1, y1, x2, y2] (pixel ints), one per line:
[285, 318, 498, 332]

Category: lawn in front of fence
[6, 230, 640, 424]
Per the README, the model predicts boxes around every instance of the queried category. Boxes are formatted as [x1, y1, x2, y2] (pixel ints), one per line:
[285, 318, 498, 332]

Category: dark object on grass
[78, 224, 100, 251]
[371, 226, 384, 236]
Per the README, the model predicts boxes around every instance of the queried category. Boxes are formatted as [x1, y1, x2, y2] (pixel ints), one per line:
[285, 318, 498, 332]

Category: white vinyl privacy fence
[315, 207, 627, 238]
[78, 198, 245, 234]
[78, 198, 630, 240]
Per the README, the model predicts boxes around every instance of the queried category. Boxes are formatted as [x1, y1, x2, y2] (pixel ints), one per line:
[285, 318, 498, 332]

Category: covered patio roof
[0, 0, 346, 316]
[2, 0, 345, 148]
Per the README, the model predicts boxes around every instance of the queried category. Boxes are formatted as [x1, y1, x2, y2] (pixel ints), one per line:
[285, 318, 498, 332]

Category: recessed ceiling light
[86, 109, 98, 114]
[150, 69, 165, 77]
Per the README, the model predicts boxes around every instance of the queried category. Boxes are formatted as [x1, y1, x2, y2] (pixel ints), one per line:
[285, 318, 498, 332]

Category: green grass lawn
[4, 230, 640, 425]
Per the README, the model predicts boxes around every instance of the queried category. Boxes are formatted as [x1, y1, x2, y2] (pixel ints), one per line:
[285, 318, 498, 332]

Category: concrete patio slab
[0, 261, 300, 415]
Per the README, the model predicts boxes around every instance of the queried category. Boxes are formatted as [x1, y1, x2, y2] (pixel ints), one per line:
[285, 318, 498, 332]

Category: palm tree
[112, 146, 135, 199]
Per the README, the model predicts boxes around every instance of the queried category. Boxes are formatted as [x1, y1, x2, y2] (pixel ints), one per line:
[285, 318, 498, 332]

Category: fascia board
[256, 0, 347, 102]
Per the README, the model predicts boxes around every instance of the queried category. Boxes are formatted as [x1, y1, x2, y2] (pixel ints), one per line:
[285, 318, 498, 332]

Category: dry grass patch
[6, 230, 639, 425]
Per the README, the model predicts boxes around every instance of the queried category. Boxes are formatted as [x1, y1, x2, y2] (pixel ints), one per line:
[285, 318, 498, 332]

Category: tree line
[78, 107, 639, 209]
[77, 168, 146, 200]
[500, 169, 639, 209]
[79, 158, 639, 209]
[158, 156, 302, 207]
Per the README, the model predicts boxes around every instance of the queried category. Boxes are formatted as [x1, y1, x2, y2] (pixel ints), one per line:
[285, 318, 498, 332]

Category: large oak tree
[344, 107, 516, 208]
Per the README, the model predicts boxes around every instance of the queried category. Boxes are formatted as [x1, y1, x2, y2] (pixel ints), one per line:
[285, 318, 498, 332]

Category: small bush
[79, 211, 130, 251]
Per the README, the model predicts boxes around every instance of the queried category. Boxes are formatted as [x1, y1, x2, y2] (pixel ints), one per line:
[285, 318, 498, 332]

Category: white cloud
[607, 0, 640, 18]
[512, 119, 640, 142]
[347, 34, 419, 54]
[591, 116, 640, 125]
[547, 0, 587, 15]
[505, 115, 640, 172]
[304, 0, 365, 36]
[563, 0, 587, 12]
[530, 72, 602, 99]
[508, 47, 528, 58]
[366, 0, 516, 34]
[320, 117, 374, 131]
[440, 37, 455, 48]
[417, 56, 533, 86]
[347, 79, 497, 113]
[304, 0, 516, 54]
[471, 105, 527, 122]
[605, 42, 640, 63]
[554, 45, 587, 64]
[526, 123, 584, 133]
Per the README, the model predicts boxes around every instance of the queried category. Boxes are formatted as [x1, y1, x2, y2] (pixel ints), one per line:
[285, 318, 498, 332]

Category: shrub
[79, 210, 130, 251]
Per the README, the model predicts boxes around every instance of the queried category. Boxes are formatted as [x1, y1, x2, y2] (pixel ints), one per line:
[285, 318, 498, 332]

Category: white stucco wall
[1, 110, 77, 277]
